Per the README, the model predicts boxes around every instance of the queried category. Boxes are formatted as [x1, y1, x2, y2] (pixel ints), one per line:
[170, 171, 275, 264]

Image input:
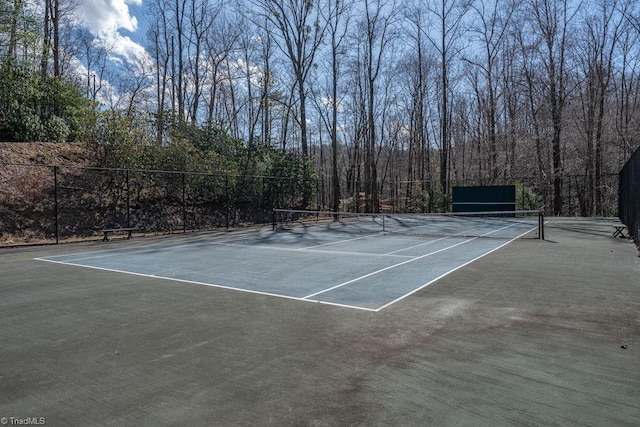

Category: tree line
[1, 0, 640, 216]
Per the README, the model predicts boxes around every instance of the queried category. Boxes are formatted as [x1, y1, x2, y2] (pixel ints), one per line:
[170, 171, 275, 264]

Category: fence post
[182, 172, 186, 233]
[126, 169, 131, 228]
[225, 175, 230, 229]
[567, 176, 572, 216]
[261, 176, 266, 224]
[53, 166, 59, 244]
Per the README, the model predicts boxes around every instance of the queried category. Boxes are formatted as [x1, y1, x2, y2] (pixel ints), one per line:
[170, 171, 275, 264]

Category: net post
[272, 209, 276, 230]
[538, 210, 545, 240]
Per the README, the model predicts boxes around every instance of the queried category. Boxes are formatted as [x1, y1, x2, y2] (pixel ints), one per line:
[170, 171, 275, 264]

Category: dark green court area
[1, 218, 638, 425]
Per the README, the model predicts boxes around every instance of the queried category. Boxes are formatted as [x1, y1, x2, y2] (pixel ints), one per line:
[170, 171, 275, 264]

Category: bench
[101, 227, 137, 241]
[612, 224, 627, 238]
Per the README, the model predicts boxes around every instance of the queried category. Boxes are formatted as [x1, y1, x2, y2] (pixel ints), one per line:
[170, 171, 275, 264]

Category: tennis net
[272, 209, 545, 240]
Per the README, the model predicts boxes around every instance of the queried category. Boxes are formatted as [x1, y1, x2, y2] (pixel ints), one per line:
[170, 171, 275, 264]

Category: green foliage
[168, 122, 243, 175]
[0, 0, 40, 59]
[0, 61, 90, 142]
[93, 110, 156, 169]
[41, 76, 89, 140]
[94, 113, 313, 190]
[516, 182, 542, 211]
[45, 115, 70, 143]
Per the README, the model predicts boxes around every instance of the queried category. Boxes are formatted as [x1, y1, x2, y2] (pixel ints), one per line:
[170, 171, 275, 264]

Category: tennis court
[37, 210, 542, 311]
[3, 217, 639, 426]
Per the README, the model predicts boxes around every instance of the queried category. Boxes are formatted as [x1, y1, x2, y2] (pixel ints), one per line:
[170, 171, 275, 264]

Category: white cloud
[78, 0, 140, 34]
[68, 0, 153, 106]
[107, 33, 149, 66]
[76, 0, 148, 65]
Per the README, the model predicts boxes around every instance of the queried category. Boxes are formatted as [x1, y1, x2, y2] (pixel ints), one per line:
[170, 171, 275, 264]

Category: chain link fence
[1, 164, 308, 245]
[338, 175, 618, 216]
[619, 146, 640, 247]
[1, 162, 621, 246]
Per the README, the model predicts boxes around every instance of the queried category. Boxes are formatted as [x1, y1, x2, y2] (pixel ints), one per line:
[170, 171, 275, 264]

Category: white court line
[41, 240, 216, 263]
[39, 230, 280, 263]
[385, 216, 536, 255]
[302, 221, 522, 301]
[210, 241, 414, 259]
[386, 214, 533, 237]
[302, 237, 476, 300]
[34, 221, 541, 312]
[298, 233, 383, 250]
[373, 224, 539, 311]
[35, 257, 379, 312]
[385, 235, 451, 255]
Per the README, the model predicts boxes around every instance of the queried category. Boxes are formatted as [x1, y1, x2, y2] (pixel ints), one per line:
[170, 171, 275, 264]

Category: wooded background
[1, 0, 640, 218]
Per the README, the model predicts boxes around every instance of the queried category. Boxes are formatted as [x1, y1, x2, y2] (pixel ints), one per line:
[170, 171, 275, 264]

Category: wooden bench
[101, 228, 137, 241]
[612, 224, 627, 238]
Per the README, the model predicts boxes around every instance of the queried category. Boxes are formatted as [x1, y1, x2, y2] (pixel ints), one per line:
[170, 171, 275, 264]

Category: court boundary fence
[337, 175, 618, 217]
[0, 163, 309, 245]
[619, 145, 640, 247]
[0, 162, 620, 246]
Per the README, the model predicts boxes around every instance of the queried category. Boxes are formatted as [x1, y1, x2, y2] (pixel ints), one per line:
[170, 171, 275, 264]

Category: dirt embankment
[1, 142, 96, 244]
[0, 141, 94, 167]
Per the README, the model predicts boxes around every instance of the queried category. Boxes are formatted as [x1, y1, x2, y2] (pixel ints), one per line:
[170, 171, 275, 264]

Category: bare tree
[465, 0, 515, 182]
[500, 28, 525, 181]
[258, 23, 273, 147]
[236, 24, 262, 148]
[74, 27, 109, 101]
[527, 0, 578, 215]
[359, 0, 398, 212]
[402, 2, 436, 210]
[423, 0, 472, 207]
[41, 0, 77, 78]
[5, 0, 22, 59]
[248, 0, 328, 158]
[173, 0, 188, 124]
[573, 0, 620, 214]
[117, 58, 154, 118]
[188, 0, 210, 123]
[513, 12, 552, 207]
[317, 0, 353, 212]
[51, 0, 60, 77]
[202, 13, 240, 131]
[147, 0, 175, 143]
[614, 15, 640, 163]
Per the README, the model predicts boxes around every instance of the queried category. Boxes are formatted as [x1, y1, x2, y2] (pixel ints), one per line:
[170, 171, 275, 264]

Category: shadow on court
[35, 225, 530, 311]
[0, 218, 638, 425]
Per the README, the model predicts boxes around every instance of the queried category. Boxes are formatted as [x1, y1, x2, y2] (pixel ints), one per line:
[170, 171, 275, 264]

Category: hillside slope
[1, 142, 95, 244]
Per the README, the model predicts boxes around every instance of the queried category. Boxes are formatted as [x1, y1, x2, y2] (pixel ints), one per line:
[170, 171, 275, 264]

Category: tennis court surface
[1, 218, 638, 425]
[37, 211, 542, 311]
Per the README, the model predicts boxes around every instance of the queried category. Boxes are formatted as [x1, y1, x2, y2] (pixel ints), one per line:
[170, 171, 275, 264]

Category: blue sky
[119, 1, 148, 44]
[77, 0, 149, 65]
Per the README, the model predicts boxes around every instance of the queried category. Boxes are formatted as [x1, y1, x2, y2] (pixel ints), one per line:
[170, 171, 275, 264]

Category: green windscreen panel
[452, 185, 516, 213]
